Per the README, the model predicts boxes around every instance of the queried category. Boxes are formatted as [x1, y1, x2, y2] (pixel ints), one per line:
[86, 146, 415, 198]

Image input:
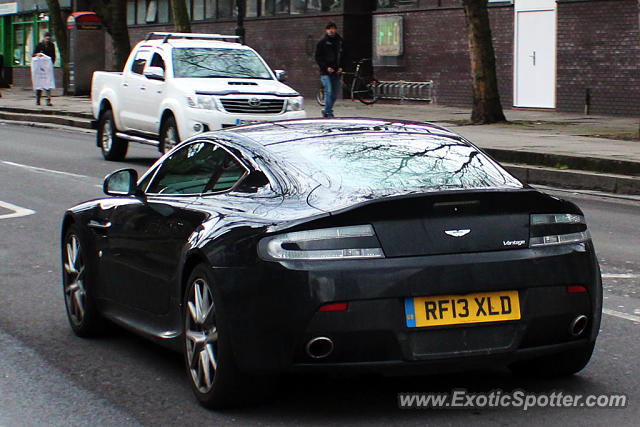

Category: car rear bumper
[289, 339, 593, 376]
[211, 241, 602, 374]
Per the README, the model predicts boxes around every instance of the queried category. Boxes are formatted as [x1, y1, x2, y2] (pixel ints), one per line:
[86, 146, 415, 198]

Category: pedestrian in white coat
[32, 32, 56, 106]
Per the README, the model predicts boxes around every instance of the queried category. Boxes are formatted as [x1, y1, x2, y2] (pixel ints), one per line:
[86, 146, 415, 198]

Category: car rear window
[267, 133, 522, 193]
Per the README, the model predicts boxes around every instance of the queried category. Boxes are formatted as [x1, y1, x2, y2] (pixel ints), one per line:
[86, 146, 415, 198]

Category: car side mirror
[144, 66, 165, 81]
[103, 168, 139, 196]
[274, 69, 287, 82]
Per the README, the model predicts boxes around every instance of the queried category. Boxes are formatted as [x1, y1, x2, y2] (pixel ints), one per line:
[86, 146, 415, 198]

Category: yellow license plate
[404, 290, 521, 328]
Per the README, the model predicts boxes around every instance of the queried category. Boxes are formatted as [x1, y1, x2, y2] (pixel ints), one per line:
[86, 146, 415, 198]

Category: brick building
[1, 0, 639, 116]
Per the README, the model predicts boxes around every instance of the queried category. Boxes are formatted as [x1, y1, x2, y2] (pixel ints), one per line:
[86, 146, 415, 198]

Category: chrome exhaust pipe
[569, 315, 588, 337]
[305, 336, 334, 359]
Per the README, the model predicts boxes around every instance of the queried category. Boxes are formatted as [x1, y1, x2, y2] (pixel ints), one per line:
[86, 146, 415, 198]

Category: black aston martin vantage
[61, 119, 602, 408]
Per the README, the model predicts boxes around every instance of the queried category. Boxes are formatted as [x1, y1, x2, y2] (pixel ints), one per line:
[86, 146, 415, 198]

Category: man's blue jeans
[321, 74, 340, 117]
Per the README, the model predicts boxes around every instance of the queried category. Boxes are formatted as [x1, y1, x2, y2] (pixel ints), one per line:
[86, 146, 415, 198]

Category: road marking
[602, 273, 640, 280]
[0, 200, 35, 219]
[603, 308, 640, 323]
[1, 160, 88, 178]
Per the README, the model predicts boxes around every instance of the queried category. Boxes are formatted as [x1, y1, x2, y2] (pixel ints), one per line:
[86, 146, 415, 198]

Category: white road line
[0, 200, 35, 219]
[602, 273, 640, 280]
[1, 160, 88, 178]
[603, 308, 640, 323]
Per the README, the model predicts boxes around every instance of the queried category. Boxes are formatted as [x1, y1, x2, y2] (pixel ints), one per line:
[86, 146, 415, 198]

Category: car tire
[160, 115, 180, 154]
[510, 342, 595, 378]
[183, 264, 274, 409]
[97, 109, 128, 161]
[62, 224, 104, 337]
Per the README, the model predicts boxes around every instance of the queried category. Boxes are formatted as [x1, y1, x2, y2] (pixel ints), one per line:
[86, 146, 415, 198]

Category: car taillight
[529, 213, 590, 247]
[317, 302, 349, 312]
[258, 225, 385, 261]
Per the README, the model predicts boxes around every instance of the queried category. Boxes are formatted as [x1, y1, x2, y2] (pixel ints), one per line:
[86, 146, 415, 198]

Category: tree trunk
[172, 0, 192, 33]
[44, 0, 69, 94]
[462, 0, 506, 124]
[90, 0, 131, 71]
[235, 0, 246, 44]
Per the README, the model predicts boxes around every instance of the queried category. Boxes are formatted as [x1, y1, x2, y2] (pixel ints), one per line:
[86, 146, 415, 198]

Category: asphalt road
[0, 123, 638, 426]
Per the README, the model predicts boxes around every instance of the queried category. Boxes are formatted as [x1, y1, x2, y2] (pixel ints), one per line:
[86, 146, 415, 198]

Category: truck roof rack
[144, 32, 241, 43]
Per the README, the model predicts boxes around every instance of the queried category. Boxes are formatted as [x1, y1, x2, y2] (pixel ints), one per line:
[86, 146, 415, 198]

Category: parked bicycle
[316, 58, 379, 106]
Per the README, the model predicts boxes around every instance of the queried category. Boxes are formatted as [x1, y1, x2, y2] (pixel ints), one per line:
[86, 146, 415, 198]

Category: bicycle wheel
[351, 77, 379, 105]
[315, 87, 325, 106]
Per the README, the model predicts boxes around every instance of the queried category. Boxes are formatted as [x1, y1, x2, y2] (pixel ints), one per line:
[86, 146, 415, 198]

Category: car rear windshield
[172, 47, 272, 79]
[268, 133, 522, 193]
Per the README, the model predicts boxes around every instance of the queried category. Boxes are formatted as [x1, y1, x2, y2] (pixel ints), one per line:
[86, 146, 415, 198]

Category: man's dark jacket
[33, 41, 56, 63]
[315, 33, 344, 75]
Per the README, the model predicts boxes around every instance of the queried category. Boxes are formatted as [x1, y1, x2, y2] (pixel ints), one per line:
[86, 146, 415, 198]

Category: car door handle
[122, 82, 128, 87]
[88, 220, 112, 230]
[140, 86, 146, 91]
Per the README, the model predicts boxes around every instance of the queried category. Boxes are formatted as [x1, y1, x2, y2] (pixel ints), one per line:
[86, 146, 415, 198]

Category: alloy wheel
[102, 119, 113, 152]
[63, 234, 86, 325]
[185, 278, 218, 394]
[164, 126, 178, 152]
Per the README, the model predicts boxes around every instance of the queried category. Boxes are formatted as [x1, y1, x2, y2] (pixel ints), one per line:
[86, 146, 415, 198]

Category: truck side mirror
[274, 70, 287, 82]
[144, 66, 165, 81]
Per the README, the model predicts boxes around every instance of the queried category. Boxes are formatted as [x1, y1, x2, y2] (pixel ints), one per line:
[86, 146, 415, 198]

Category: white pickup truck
[91, 32, 306, 161]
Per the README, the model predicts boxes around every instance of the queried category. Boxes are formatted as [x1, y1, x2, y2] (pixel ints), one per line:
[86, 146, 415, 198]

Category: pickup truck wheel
[160, 116, 180, 154]
[98, 110, 128, 161]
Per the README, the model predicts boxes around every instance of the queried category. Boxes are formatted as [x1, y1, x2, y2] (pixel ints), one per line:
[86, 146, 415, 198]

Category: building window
[136, 0, 146, 24]
[127, 0, 136, 25]
[247, 0, 258, 17]
[158, 0, 170, 22]
[193, 0, 205, 20]
[291, 0, 305, 14]
[12, 13, 60, 67]
[261, 0, 275, 16]
[13, 22, 30, 66]
[205, 0, 216, 18]
[307, 0, 321, 12]
[218, 0, 233, 18]
[376, 0, 416, 8]
[275, 0, 290, 14]
[146, 0, 158, 22]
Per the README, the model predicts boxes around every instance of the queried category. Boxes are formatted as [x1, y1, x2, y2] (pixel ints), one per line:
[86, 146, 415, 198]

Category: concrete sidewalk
[1, 87, 639, 194]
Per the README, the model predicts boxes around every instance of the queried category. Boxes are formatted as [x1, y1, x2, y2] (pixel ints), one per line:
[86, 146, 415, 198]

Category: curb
[505, 164, 640, 195]
[0, 110, 93, 129]
[1, 108, 638, 195]
[0, 106, 92, 119]
[486, 148, 640, 177]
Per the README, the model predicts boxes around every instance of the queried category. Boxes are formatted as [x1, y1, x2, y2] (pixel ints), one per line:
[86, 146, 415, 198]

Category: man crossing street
[315, 22, 344, 118]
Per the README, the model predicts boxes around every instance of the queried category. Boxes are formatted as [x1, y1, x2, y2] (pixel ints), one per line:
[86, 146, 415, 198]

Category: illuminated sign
[374, 15, 403, 57]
